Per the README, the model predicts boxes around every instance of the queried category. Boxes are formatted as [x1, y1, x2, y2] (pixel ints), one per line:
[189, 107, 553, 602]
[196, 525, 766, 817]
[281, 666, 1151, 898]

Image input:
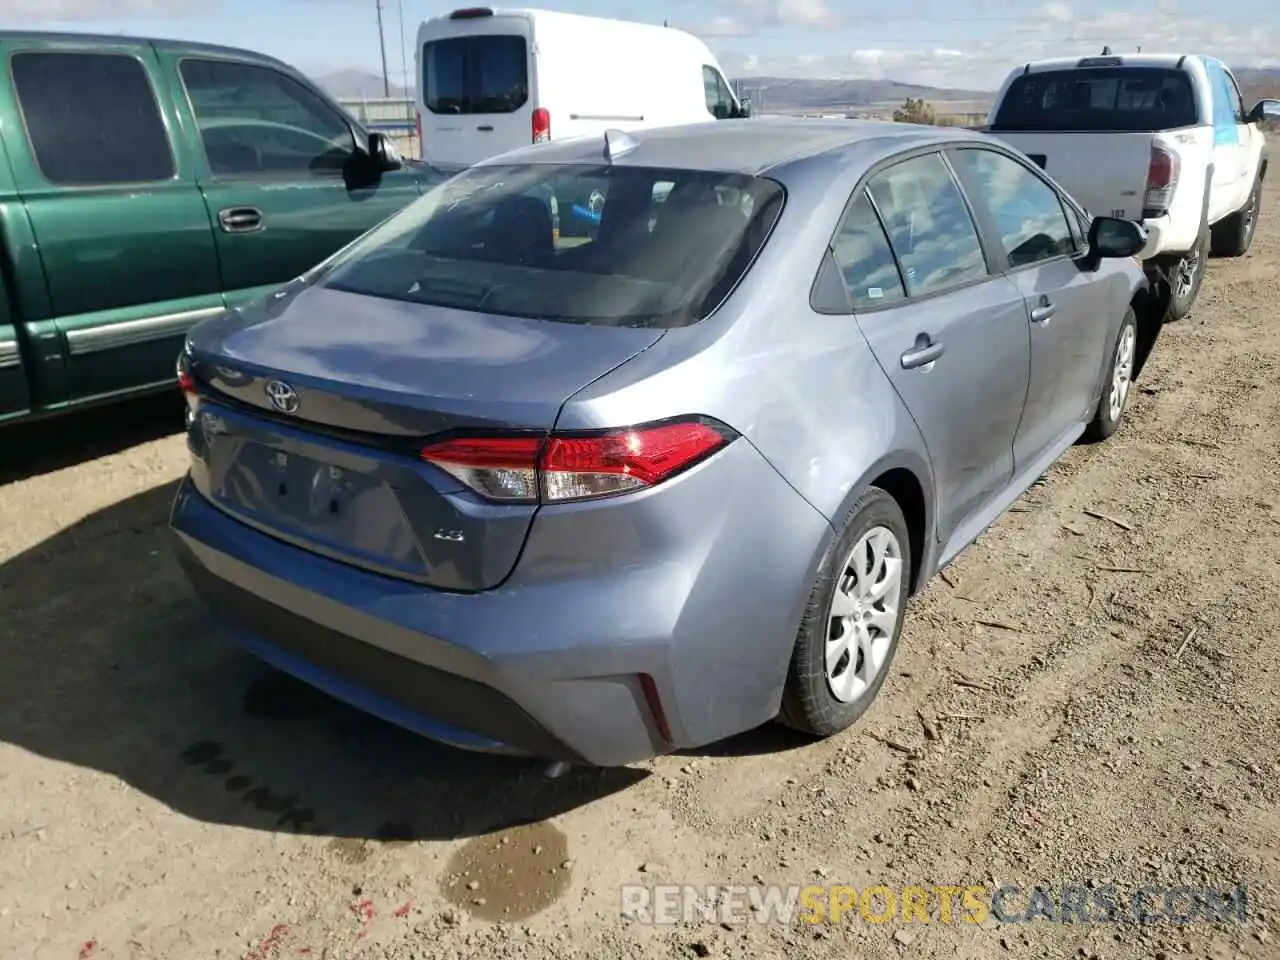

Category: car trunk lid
[183, 285, 663, 590]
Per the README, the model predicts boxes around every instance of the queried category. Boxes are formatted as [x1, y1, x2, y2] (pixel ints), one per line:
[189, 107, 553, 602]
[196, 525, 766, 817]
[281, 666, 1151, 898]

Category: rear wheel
[1082, 307, 1138, 444]
[779, 488, 911, 737]
[1210, 177, 1262, 258]
[1165, 227, 1208, 322]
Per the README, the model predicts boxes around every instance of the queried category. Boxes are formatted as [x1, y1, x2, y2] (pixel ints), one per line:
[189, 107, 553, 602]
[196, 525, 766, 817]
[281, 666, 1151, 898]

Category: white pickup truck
[985, 51, 1280, 320]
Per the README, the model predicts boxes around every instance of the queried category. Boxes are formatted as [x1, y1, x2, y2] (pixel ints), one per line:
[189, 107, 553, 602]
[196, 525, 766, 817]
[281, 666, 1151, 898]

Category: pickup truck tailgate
[988, 131, 1154, 220]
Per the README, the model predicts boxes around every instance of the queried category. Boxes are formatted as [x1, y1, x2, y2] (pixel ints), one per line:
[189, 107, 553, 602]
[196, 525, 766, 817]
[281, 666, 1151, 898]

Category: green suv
[0, 31, 447, 427]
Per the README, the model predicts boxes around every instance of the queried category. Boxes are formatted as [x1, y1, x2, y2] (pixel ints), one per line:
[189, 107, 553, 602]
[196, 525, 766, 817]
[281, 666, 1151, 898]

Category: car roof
[0, 30, 296, 73]
[475, 117, 993, 176]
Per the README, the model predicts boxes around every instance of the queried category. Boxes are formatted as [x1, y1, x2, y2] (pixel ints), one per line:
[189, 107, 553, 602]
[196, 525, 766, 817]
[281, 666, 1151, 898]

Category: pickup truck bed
[993, 131, 1158, 222]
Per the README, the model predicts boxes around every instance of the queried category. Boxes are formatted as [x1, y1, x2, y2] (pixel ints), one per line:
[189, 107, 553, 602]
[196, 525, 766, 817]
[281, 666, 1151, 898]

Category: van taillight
[1144, 145, 1180, 216]
[415, 110, 423, 150]
[532, 108, 551, 143]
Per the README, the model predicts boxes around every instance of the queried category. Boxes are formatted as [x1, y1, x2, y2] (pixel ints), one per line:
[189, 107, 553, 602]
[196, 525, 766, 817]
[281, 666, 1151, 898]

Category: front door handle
[477, 124, 494, 132]
[218, 207, 263, 233]
[900, 334, 944, 370]
[1029, 298, 1057, 323]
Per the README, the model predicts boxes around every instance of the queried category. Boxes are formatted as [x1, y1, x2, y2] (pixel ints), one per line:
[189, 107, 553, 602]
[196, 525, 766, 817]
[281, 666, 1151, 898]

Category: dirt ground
[3, 183, 1280, 960]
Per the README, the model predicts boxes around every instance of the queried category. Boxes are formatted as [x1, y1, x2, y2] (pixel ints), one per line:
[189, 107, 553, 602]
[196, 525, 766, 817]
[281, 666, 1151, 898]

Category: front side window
[11, 51, 174, 186]
[866, 152, 988, 296]
[316, 163, 785, 327]
[424, 36, 528, 115]
[703, 66, 736, 119]
[180, 58, 357, 176]
[992, 67, 1198, 132]
[831, 192, 906, 307]
[951, 149, 1076, 268]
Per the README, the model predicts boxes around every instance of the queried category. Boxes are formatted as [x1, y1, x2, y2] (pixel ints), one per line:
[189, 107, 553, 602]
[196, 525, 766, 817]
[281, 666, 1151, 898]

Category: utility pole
[375, 0, 391, 97]
[397, 0, 410, 95]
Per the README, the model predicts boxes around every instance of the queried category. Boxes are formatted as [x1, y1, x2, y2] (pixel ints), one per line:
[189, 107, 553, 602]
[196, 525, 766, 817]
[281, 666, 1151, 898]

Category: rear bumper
[169, 435, 829, 766]
[1139, 214, 1199, 260]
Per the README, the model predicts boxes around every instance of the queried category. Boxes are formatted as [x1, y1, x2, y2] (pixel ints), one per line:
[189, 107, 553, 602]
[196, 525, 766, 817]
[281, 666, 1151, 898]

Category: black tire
[1210, 177, 1262, 258]
[779, 487, 912, 737]
[1165, 227, 1209, 322]
[1082, 307, 1138, 444]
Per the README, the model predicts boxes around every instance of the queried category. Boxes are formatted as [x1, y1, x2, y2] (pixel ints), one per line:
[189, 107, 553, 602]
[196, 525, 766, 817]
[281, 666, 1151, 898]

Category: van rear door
[420, 12, 534, 166]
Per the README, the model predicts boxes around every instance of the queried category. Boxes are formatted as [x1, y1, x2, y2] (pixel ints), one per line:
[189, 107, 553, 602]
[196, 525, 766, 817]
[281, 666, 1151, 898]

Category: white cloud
[1041, 2, 1074, 24]
[5, 0, 201, 20]
[700, 15, 753, 38]
[716, 0, 839, 31]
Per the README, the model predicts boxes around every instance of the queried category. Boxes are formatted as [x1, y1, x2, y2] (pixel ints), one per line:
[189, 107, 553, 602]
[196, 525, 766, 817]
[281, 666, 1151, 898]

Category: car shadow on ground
[0, 479, 644, 844]
[0, 392, 186, 487]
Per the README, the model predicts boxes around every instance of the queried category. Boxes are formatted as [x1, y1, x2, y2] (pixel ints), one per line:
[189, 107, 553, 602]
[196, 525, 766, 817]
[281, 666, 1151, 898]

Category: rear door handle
[218, 207, 263, 233]
[900, 334, 944, 370]
[1029, 299, 1057, 323]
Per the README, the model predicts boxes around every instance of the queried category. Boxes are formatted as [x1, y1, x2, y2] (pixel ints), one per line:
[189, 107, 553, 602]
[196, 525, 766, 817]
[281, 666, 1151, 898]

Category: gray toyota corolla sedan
[170, 118, 1153, 767]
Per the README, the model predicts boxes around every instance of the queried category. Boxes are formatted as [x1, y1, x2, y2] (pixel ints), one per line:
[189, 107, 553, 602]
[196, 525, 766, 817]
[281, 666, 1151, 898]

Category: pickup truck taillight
[1144, 145, 1181, 217]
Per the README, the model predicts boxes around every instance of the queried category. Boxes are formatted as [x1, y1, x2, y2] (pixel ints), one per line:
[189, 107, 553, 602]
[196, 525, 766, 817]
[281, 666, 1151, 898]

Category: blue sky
[7, 0, 1276, 90]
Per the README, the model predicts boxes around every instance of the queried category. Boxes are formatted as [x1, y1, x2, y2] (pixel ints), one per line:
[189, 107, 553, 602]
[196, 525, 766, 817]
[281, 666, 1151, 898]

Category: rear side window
[318, 163, 785, 327]
[831, 193, 906, 308]
[10, 51, 174, 186]
[866, 153, 988, 296]
[424, 36, 528, 115]
[992, 67, 1198, 132]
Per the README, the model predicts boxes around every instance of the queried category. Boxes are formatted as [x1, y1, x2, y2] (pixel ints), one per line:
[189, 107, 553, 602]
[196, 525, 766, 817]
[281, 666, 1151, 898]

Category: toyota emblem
[264, 379, 300, 415]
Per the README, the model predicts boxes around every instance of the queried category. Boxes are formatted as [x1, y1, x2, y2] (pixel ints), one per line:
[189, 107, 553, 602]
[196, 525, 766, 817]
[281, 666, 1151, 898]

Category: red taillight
[1145, 145, 1180, 214]
[415, 109, 422, 150]
[532, 107, 551, 144]
[177, 369, 196, 394]
[420, 417, 735, 504]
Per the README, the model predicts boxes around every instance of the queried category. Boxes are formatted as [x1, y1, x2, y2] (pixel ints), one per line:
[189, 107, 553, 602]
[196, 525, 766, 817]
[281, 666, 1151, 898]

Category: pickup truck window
[992, 67, 1198, 133]
[179, 58, 357, 176]
[10, 51, 174, 186]
[951, 148, 1076, 268]
[831, 192, 907, 307]
[865, 152, 988, 297]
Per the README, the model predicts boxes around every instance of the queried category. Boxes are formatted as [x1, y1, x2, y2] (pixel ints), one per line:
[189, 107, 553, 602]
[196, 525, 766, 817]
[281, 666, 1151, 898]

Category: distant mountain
[316, 69, 408, 100]
[731, 76, 991, 112]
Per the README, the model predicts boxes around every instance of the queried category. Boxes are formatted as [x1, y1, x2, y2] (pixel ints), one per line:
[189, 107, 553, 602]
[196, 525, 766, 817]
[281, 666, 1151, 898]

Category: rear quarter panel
[556, 147, 937, 565]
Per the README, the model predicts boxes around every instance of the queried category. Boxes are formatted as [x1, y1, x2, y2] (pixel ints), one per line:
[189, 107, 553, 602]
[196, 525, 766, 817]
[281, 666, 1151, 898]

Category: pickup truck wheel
[1210, 178, 1261, 258]
[1166, 228, 1208, 322]
[1082, 307, 1138, 444]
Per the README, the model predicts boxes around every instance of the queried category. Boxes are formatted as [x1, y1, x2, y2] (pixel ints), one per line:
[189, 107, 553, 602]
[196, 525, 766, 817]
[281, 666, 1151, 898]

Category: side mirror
[1087, 216, 1147, 267]
[1248, 99, 1280, 124]
[737, 98, 753, 118]
[367, 132, 403, 172]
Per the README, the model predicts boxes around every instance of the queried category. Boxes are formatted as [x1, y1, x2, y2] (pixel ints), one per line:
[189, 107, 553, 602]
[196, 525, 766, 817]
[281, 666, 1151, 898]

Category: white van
[414, 7, 750, 167]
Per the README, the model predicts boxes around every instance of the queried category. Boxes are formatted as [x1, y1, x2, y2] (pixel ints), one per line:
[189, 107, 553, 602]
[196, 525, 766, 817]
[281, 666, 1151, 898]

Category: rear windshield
[318, 163, 786, 328]
[992, 67, 1198, 132]
[424, 35, 528, 115]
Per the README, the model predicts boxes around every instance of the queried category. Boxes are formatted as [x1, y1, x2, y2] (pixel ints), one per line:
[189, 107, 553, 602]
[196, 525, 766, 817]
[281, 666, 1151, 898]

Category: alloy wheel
[1109, 322, 1136, 422]
[825, 526, 903, 703]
